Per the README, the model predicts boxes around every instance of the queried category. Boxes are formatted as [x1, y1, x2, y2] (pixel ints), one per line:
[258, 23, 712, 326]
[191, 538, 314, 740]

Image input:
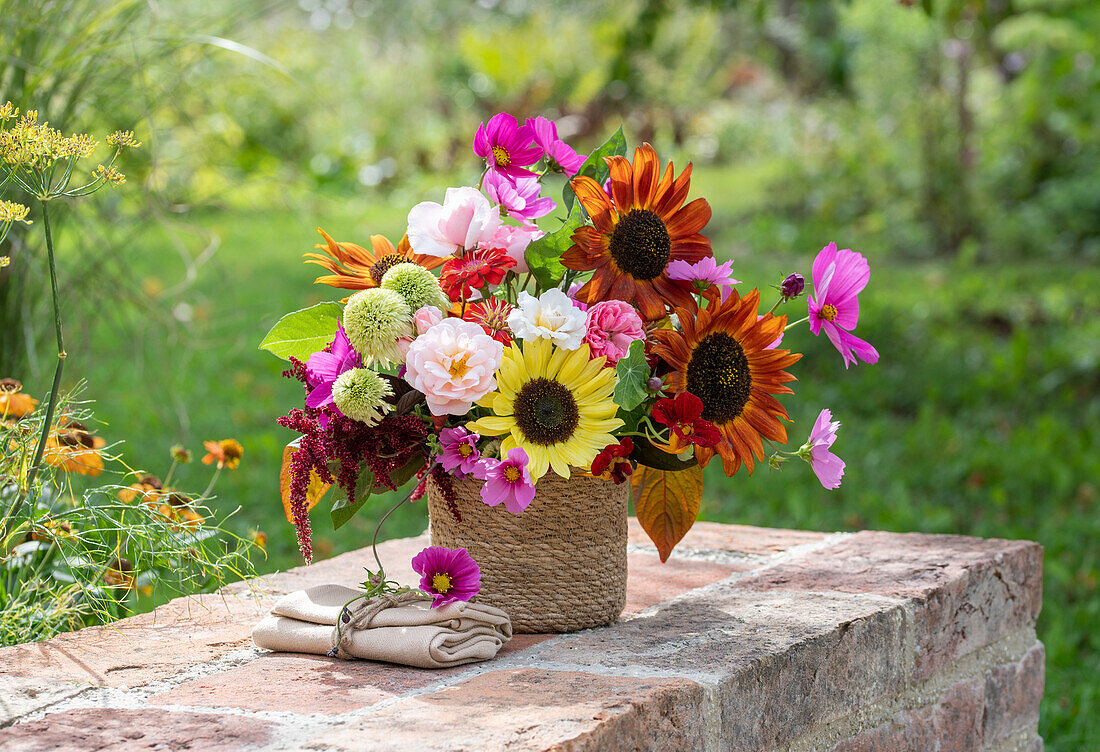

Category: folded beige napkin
[251, 584, 512, 669]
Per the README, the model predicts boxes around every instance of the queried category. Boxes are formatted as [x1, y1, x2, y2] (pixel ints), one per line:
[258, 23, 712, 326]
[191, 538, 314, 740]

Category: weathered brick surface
[0, 708, 273, 751]
[628, 518, 826, 557]
[310, 668, 707, 752]
[736, 530, 1043, 680]
[983, 643, 1045, 744]
[623, 552, 743, 613]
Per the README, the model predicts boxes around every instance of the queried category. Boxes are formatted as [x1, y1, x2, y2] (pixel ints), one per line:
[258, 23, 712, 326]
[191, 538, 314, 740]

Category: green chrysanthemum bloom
[343, 288, 413, 366]
[380, 262, 448, 313]
[332, 368, 393, 426]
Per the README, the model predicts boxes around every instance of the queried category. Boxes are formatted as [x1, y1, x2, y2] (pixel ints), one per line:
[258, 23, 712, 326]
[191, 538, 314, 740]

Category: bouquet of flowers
[263, 113, 878, 607]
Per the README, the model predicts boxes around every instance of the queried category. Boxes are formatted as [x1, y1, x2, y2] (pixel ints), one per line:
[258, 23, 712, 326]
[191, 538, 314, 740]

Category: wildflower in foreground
[406, 186, 502, 257]
[44, 421, 106, 476]
[469, 338, 623, 481]
[475, 447, 536, 514]
[440, 245, 517, 302]
[342, 288, 413, 367]
[331, 368, 393, 426]
[482, 170, 555, 224]
[667, 257, 740, 300]
[202, 439, 243, 470]
[590, 438, 634, 484]
[118, 474, 166, 504]
[582, 300, 646, 366]
[650, 392, 722, 454]
[379, 262, 448, 312]
[473, 112, 542, 180]
[411, 546, 481, 608]
[507, 289, 587, 351]
[306, 326, 362, 419]
[303, 228, 444, 293]
[808, 242, 879, 369]
[564, 143, 713, 321]
[438, 426, 482, 478]
[0, 378, 37, 419]
[404, 319, 504, 416]
[463, 297, 515, 345]
[649, 288, 801, 476]
[801, 408, 845, 490]
[527, 116, 586, 175]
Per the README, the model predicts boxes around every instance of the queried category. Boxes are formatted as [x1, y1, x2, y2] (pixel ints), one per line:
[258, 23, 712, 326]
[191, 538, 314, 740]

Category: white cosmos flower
[506, 289, 587, 350]
[406, 186, 503, 257]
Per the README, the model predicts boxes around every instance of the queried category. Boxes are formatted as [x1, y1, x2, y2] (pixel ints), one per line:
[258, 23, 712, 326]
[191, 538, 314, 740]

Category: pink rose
[583, 300, 645, 366]
[484, 224, 543, 274]
[404, 319, 504, 416]
[413, 305, 443, 335]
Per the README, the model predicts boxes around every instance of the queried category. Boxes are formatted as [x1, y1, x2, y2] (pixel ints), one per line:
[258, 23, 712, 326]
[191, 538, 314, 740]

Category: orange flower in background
[649, 288, 801, 476]
[563, 143, 712, 321]
[118, 474, 166, 505]
[43, 420, 106, 477]
[303, 228, 445, 293]
[0, 378, 37, 419]
[202, 439, 243, 469]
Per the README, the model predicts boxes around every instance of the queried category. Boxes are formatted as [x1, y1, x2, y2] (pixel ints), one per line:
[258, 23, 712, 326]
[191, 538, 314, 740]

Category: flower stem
[370, 473, 423, 577]
[201, 466, 223, 499]
[784, 315, 809, 331]
[766, 298, 784, 316]
[163, 459, 179, 487]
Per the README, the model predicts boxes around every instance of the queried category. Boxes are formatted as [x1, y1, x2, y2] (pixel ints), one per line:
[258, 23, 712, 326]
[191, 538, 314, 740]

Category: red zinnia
[441, 245, 517, 302]
[462, 297, 515, 344]
[650, 392, 721, 455]
[590, 437, 633, 484]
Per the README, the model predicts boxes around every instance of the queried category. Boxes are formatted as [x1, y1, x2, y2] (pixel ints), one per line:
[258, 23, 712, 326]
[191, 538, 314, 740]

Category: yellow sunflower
[468, 338, 623, 481]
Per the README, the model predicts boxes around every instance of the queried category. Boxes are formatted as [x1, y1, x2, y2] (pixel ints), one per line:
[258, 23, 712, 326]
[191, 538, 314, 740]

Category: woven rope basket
[426, 472, 628, 633]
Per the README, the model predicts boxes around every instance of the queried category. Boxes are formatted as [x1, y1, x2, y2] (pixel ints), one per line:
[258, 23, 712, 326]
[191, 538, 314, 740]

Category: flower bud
[646, 376, 664, 393]
[170, 444, 191, 463]
[781, 273, 805, 300]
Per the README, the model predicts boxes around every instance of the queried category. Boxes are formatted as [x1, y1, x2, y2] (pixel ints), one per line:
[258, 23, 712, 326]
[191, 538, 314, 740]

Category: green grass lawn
[43, 185, 1100, 748]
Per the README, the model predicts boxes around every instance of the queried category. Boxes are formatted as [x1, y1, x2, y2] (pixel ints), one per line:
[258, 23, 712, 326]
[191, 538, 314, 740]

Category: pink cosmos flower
[438, 426, 481, 478]
[526, 116, 586, 175]
[808, 242, 879, 369]
[804, 408, 845, 490]
[667, 257, 740, 300]
[305, 326, 361, 426]
[411, 546, 481, 608]
[583, 300, 646, 365]
[404, 319, 504, 416]
[406, 186, 503, 257]
[485, 224, 542, 274]
[474, 447, 535, 515]
[473, 113, 542, 180]
[482, 170, 555, 224]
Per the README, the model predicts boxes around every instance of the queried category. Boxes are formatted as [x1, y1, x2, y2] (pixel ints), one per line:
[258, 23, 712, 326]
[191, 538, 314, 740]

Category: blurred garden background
[1, 0, 1098, 745]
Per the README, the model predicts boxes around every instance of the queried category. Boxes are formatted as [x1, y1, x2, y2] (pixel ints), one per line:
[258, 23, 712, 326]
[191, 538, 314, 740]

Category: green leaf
[259, 302, 343, 362]
[330, 464, 374, 530]
[613, 340, 649, 412]
[524, 201, 586, 291]
[563, 127, 626, 213]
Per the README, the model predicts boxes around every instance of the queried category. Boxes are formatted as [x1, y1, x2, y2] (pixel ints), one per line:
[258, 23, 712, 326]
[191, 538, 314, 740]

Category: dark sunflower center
[512, 377, 580, 446]
[370, 254, 406, 283]
[685, 332, 752, 425]
[608, 209, 671, 281]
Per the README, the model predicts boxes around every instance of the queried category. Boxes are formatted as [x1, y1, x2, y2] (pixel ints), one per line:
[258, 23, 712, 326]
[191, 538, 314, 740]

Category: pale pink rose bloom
[413, 305, 443, 335]
[583, 300, 645, 365]
[485, 224, 542, 274]
[406, 186, 503, 257]
[404, 319, 504, 416]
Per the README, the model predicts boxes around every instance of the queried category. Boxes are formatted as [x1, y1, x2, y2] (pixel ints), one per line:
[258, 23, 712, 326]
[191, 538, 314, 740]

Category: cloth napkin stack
[251, 584, 512, 669]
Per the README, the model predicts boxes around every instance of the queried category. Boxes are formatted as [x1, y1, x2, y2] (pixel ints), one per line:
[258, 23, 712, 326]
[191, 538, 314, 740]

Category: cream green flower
[332, 368, 393, 426]
[342, 288, 413, 366]
[380, 262, 448, 312]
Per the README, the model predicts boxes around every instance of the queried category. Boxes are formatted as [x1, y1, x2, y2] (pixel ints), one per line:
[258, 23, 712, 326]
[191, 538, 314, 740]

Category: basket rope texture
[427, 472, 628, 633]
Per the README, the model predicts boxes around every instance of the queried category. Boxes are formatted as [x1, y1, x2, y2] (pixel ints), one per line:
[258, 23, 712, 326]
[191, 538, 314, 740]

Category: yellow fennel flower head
[380, 262, 447, 312]
[0, 200, 30, 224]
[0, 102, 16, 120]
[93, 164, 125, 186]
[342, 287, 413, 366]
[106, 130, 141, 149]
[332, 368, 393, 426]
[468, 338, 624, 482]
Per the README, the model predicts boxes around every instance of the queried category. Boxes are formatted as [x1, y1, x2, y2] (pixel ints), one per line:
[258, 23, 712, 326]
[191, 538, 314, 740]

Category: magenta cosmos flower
[474, 447, 535, 515]
[411, 546, 481, 608]
[667, 257, 740, 300]
[473, 113, 542, 180]
[808, 242, 879, 368]
[305, 326, 361, 425]
[526, 116, 586, 175]
[482, 170, 555, 224]
[804, 408, 845, 490]
[438, 425, 481, 478]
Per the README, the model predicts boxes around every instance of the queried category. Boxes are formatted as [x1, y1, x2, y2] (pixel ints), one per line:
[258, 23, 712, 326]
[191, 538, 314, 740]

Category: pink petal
[810, 447, 846, 489]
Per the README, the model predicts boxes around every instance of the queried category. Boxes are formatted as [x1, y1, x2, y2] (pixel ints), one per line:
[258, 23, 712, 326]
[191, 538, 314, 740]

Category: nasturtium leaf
[330, 464, 375, 530]
[630, 463, 704, 562]
[613, 340, 649, 412]
[279, 439, 332, 525]
[524, 201, 586, 290]
[259, 302, 342, 362]
[563, 127, 626, 213]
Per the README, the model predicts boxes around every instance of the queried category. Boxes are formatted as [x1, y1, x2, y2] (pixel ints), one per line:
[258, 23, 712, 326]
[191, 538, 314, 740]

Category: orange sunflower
[304, 228, 445, 293]
[649, 288, 801, 476]
[563, 143, 712, 321]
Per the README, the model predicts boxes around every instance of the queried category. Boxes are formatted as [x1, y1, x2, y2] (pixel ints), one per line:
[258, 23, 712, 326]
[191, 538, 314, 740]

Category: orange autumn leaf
[630, 463, 703, 562]
[279, 440, 332, 525]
